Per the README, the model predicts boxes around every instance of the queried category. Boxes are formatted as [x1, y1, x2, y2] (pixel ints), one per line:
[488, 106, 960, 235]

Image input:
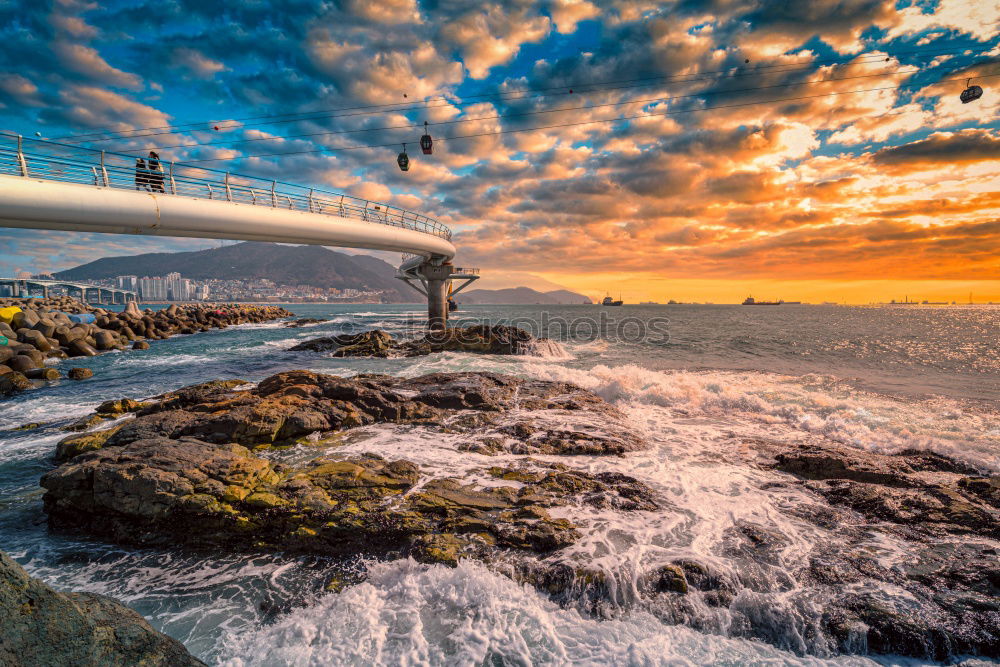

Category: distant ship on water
[742, 296, 801, 305]
[602, 294, 624, 306]
[742, 295, 780, 305]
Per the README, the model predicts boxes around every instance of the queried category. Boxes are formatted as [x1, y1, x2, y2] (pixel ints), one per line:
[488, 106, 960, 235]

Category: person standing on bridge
[147, 151, 165, 193]
[134, 157, 149, 191]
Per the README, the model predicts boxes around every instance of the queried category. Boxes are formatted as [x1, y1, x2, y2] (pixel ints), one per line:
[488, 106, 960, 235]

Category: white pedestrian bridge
[0, 134, 476, 326]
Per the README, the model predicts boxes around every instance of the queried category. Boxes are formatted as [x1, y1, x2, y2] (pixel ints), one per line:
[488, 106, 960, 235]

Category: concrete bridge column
[417, 263, 453, 331]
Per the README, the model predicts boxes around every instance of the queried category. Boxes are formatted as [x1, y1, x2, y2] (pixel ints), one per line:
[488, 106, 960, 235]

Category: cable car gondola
[420, 121, 433, 155]
[397, 144, 410, 172]
[960, 79, 983, 104]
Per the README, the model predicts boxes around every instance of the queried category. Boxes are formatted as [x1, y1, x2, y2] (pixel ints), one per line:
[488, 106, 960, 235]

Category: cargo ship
[742, 296, 781, 305]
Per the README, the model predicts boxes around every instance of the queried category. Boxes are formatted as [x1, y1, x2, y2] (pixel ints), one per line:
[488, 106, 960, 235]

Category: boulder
[0, 371, 32, 397]
[19, 329, 52, 352]
[67, 339, 98, 357]
[8, 354, 38, 373]
[32, 318, 57, 338]
[25, 367, 60, 381]
[0, 550, 205, 666]
[93, 330, 117, 351]
[132, 340, 150, 350]
[67, 367, 94, 381]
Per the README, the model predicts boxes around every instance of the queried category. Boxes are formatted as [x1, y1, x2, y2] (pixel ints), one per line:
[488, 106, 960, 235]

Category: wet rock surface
[742, 439, 1000, 659]
[0, 297, 291, 399]
[290, 324, 553, 357]
[0, 549, 205, 666]
[41, 370, 655, 569]
[284, 317, 328, 328]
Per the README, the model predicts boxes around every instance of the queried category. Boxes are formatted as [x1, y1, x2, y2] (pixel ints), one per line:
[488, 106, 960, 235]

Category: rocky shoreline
[0, 550, 204, 666]
[0, 297, 292, 398]
[35, 363, 1000, 661]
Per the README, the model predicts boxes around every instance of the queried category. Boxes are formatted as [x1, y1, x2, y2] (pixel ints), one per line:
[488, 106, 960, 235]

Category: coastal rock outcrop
[0, 549, 204, 666]
[738, 439, 1000, 659]
[41, 371, 655, 568]
[767, 441, 999, 539]
[290, 324, 555, 357]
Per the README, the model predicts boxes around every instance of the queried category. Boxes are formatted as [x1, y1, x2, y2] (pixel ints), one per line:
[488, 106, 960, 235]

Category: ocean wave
[216, 558, 896, 667]
[527, 364, 1000, 472]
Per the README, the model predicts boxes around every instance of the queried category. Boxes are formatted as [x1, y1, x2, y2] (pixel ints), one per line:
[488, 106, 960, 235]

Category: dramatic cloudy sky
[1, 0, 998, 302]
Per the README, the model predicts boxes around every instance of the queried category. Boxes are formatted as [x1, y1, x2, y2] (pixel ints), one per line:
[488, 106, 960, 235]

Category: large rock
[41, 370, 656, 567]
[41, 439, 650, 564]
[0, 371, 32, 397]
[290, 325, 555, 358]
[50, 371, 643, 456]
[771, 442, 999, 539]
[8, 354, 38, 373]
[0, 550, 205, 666]
[289, 330, 394, 355]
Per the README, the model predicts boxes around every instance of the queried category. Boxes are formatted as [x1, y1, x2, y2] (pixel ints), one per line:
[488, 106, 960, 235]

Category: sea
[0, 303, 997, 666]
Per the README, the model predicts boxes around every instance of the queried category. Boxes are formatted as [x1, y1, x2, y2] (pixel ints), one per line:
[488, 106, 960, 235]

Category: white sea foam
[215, 558, 926, 667]
[523, 364, 1000, 472]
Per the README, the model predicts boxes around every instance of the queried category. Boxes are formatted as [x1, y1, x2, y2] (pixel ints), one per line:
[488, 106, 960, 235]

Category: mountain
[459, 287, 591, 304]
[54, 242, 416, 302]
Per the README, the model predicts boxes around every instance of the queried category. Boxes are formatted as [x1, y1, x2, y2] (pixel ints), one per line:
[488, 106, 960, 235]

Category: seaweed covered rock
[0, 371, 32, 397]
[0, 550, 204, 666]
[41, 370, 657, 568]
[41, 439, 654, 565]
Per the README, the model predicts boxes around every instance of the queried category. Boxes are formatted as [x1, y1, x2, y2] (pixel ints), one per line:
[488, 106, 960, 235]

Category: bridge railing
[0, 133, 452, 241]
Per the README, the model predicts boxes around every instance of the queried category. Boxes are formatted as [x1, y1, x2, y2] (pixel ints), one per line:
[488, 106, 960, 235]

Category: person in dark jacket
[147, 151, 165, 193]
[134, 157, 148, 191]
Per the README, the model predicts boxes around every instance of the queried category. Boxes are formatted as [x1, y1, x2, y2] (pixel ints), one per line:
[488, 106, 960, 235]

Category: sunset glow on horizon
[0, 0, 997, 301]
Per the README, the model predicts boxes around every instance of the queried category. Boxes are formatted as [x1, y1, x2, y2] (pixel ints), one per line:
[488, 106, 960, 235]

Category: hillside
[460, 287, 591, 305]
[54, 242, 415, 302]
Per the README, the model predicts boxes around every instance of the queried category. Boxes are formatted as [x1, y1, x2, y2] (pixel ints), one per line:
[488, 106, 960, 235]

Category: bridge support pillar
[397, 261, 479, 331]
[418, 263, 453, 331]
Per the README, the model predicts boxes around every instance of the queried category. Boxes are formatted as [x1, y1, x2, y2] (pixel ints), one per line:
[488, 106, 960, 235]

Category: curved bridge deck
[0, 134, 454, 261]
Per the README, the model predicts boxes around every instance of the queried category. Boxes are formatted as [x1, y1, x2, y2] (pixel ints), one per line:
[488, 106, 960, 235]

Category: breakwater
[0, 297, 292, 396]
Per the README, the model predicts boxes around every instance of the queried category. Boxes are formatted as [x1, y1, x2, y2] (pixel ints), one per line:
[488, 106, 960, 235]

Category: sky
[0, 0, 998, 303]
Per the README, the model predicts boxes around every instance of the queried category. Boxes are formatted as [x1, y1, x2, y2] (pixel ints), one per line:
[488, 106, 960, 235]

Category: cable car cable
[130, 64, 956, 153]
[175, 72, 999, 164]
[50, 45, 984, 143]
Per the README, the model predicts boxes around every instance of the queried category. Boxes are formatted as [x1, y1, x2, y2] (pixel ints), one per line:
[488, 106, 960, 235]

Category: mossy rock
[244, 492, 287, 510]
[62, 414, 110, 432]
[54, 423, 125, 462]
[95, 398, 150, 417]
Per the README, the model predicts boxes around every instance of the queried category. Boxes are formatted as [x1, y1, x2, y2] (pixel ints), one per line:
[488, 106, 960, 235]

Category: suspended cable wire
[50, 45, 981, 144]
[176, 73, 999, 164]
[134, 65, 940, 153]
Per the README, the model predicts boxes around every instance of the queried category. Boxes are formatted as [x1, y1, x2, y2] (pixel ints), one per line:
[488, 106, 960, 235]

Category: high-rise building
[115, 275, 138, 291]
[138, 276, 168, 301]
